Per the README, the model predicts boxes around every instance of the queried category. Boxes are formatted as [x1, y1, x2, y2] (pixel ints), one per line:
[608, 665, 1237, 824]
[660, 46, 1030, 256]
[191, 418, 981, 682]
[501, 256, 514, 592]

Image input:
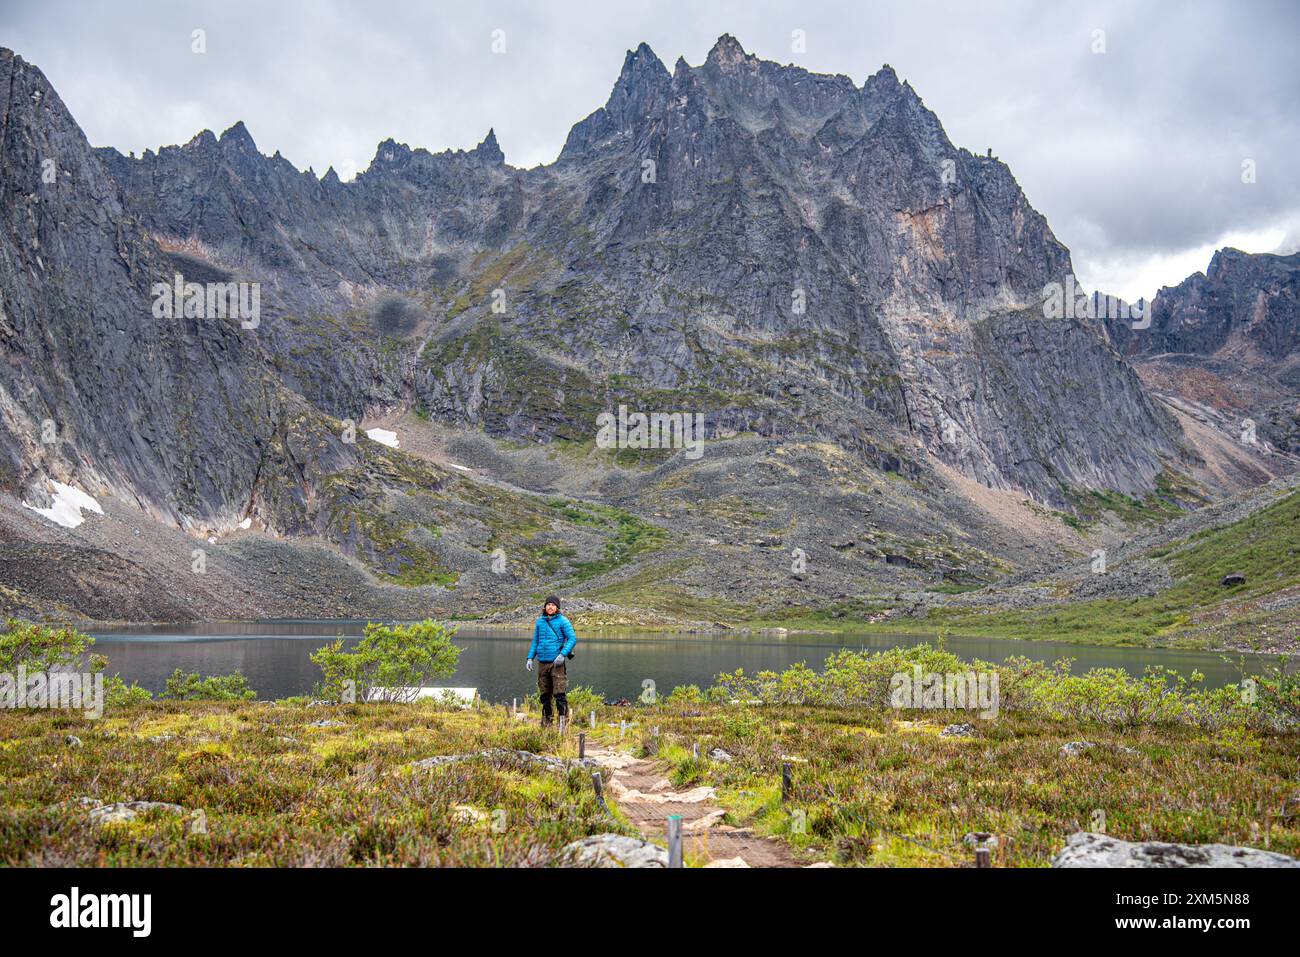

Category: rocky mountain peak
[470, 128, 505, 164]
[218, 120, 258, 154]
[705, 33, 749, 70]
[183, 129, 218, 152]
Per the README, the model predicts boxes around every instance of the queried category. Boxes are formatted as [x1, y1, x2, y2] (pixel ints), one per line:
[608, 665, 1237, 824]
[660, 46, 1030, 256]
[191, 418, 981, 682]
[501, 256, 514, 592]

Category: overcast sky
[4, 0, 1297, 301]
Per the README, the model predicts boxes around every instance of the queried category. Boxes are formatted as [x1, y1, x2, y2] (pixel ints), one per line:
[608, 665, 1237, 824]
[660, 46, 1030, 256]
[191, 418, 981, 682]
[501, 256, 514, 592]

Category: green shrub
[104, 675, 153, 707]
[705, 645, 1294, 732]
[160, 669, 257, 701]
[0, 619, 148, 712]
[311, 619, 460, 702]
[665, 684, 704, 706]
[0, 619, 93, 673]
[565, 685, 604, 716]
[1256, 656, 1300, 725]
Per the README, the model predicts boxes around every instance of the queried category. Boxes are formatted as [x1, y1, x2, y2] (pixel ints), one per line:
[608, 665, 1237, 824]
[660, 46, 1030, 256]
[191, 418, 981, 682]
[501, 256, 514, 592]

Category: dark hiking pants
[537, 660, 569, 724]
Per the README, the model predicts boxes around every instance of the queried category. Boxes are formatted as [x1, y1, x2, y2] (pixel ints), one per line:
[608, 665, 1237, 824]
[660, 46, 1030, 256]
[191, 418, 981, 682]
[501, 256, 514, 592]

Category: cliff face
[3, 36, 1192, 535]
[0, 49, 332, 528]
[1109, 248, 1300, 365]
[1103, 248, 1300, 455]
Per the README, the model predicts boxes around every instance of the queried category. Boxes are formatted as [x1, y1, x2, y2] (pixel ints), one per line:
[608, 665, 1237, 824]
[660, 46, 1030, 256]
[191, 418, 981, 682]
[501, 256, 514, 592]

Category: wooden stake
[579, 732, 586, 759]
[781, 762, 793, 803]
[975, 847, 991, 868]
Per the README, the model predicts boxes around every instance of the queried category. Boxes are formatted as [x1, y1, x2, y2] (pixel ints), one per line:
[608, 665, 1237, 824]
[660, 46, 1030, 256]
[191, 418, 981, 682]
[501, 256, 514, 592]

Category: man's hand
[525, 658, 533, 671]
[553, 655, 565, 665]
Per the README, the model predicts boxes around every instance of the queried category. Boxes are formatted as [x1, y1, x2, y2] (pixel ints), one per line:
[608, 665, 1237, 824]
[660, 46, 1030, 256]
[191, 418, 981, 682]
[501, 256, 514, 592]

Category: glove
[553, 655, 565, 665]
[525, 658, 533, 671]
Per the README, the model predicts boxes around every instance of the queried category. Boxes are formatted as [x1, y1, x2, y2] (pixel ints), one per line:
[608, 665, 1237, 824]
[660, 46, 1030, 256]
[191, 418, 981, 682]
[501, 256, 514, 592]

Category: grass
[553, 503, 671, 584]
[0, 700, 624, 866]
[582, 560, 750, 622]
[919, 488, 1300, 647]
[2, 682, 1295, 867]
[646, 703, 1299, 866]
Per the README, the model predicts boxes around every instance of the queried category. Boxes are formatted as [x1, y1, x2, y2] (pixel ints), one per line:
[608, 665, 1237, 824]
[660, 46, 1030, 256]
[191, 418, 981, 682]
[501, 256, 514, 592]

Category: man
[525, 595, 578, 728]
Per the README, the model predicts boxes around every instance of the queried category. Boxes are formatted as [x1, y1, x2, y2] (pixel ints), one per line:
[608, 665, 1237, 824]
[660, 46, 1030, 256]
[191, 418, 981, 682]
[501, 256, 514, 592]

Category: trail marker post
[667, 815, 683, 868]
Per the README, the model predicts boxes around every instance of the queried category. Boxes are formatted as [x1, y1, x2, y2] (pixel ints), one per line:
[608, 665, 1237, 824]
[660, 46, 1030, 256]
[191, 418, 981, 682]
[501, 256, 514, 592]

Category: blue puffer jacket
[528, 613, 578, 661]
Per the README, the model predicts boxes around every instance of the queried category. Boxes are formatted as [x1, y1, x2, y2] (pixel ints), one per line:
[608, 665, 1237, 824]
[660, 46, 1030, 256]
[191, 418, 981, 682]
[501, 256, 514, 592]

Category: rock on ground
[88, 801, 187, 825]
[1052, 831, 1300, 868]
[408, 749, 594, 772]
[561, 834, 668, 868]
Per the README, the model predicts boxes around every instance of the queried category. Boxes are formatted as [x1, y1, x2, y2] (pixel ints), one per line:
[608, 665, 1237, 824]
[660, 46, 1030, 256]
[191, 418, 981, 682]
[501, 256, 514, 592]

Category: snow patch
[365, 428, 399, 448]
[238, 517, 252, 530]
[449, 463, 473, 472]
[22, 481, 104, 529]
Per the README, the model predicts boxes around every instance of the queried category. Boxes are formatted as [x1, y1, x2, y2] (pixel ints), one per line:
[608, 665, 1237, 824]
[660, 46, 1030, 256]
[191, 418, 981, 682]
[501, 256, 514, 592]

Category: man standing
[525, 595, 578, 728]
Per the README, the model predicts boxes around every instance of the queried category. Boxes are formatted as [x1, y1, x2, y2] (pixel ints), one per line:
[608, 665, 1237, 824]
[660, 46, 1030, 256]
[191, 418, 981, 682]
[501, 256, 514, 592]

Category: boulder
[1052, 831, 1300, 868]
[1221, 572, 1247, 587]
[941, 723, 975, 737]
[1059, 740, 1096, 756]
[408, 749, 593, 772]
[708, 748, 734, 762]
[88, 801, 186, 825]
[562, 834, 668, 868]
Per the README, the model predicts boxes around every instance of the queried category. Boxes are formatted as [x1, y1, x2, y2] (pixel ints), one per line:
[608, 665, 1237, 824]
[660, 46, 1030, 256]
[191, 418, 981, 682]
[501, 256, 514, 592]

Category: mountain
[0, 38, 1286, 626]
[89, 35, 1188, 505]
[1104, 248, 1300, 456]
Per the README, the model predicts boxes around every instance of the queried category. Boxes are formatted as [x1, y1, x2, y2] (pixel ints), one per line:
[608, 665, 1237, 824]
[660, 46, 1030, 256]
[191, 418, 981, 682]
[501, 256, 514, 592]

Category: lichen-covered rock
[561, 834, 668, 868]
[1052, 831, 1300, 868]
[1059, 741, 1096, 756]
[88, 801, 186, 826]
[408, 749, 594, 772]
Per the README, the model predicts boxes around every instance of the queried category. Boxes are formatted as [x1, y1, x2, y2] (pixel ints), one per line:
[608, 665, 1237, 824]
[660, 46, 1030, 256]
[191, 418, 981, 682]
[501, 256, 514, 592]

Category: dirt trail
[585, 745, 805, 868]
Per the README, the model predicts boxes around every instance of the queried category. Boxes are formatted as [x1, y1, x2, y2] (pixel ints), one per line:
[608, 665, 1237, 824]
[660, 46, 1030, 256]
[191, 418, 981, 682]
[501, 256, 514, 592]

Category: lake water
[83, 620, 1288, 701]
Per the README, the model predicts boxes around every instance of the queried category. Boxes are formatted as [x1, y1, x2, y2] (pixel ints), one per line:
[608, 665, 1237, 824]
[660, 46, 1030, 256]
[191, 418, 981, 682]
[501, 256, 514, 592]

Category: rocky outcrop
[1103, 248, 1300, 455]
[560, 833, 668, 868]
[1108, 248, 1300, 365]
[1053, 831, 1300, 868]
[86, 801, 186, 825]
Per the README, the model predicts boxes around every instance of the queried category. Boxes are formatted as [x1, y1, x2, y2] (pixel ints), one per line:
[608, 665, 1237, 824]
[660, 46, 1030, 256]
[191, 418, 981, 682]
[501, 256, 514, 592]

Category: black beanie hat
[544, 596, 562, 613]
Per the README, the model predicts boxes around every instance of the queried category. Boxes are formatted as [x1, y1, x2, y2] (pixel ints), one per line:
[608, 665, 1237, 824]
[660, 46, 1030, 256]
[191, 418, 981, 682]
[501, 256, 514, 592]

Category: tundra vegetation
[0, 623, 1296, 867]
